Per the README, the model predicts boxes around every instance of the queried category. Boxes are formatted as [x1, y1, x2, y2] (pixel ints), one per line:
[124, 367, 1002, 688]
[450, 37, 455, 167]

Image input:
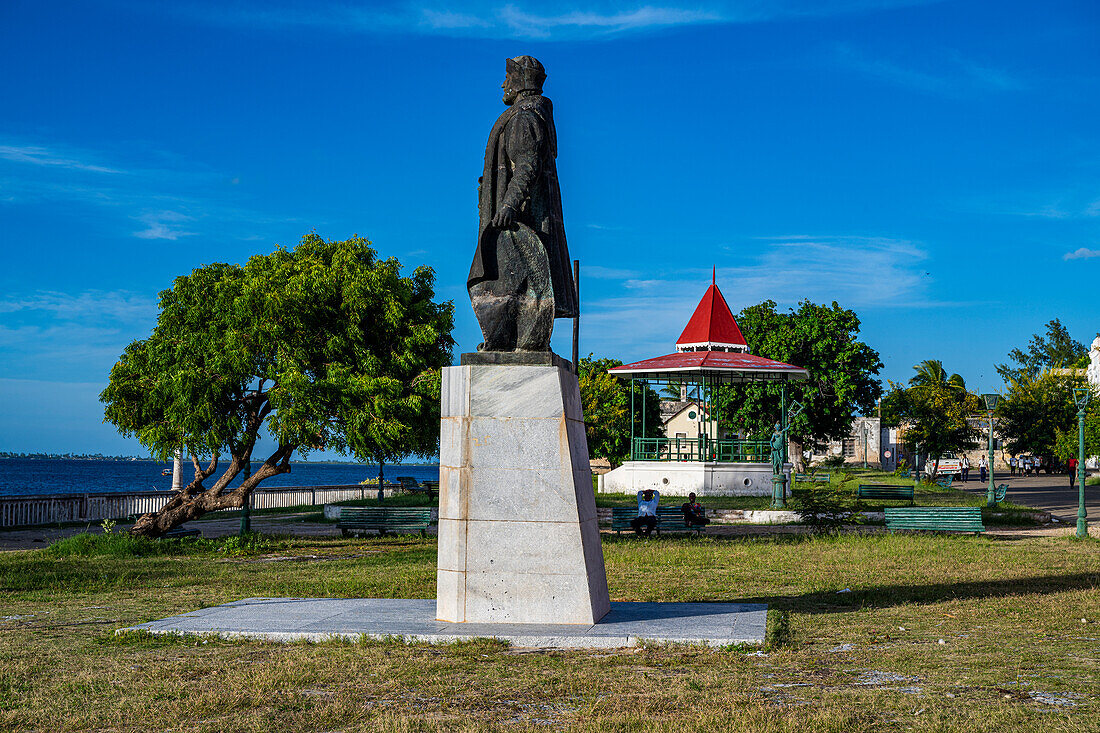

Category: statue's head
[502, 55, 546, 105]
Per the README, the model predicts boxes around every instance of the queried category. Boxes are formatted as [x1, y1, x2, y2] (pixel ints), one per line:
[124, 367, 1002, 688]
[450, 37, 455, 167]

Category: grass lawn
[1, 527, 1097, 732]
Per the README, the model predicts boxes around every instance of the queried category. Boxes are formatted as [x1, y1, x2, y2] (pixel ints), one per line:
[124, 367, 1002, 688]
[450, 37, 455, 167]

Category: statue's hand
[491, 205, 516, 228]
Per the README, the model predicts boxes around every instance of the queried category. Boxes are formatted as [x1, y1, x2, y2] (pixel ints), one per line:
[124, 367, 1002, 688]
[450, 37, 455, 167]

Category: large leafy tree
[881, 378, 982, 473]
[716, 300, 883, 471]
[101, 234, 454, 537]
[577, 356, 660, 465]
[996, 319, 1088, 383]
[998, 370, 1080, 469]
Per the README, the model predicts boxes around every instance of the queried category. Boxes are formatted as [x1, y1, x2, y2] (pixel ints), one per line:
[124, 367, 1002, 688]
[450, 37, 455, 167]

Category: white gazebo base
[597, 461, 790, 497]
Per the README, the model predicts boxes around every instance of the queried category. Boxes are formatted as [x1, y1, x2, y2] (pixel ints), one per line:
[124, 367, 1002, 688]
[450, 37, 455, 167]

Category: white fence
[0, 484, 392, 528]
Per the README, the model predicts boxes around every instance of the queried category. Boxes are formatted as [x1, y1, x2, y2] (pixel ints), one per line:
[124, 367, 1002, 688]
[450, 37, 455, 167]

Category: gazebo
[598, 274, 809, 497]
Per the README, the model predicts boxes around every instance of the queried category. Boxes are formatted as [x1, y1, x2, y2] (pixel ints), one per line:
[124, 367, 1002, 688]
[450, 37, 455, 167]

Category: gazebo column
[630, 376, 635, 460]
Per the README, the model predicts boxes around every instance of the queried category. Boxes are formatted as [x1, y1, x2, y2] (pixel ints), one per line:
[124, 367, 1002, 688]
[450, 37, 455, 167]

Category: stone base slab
[123, 598, 767, 648]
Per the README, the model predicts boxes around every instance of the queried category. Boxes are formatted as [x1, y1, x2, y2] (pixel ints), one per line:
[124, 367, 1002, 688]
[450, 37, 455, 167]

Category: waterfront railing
[0, 484, 400, 528]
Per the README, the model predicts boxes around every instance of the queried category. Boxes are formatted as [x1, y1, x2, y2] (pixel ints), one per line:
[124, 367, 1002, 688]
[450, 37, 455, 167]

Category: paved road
[957, 471, 1098, 521]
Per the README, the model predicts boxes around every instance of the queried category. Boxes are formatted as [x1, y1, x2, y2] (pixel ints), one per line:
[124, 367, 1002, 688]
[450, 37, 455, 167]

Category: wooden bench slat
[857, 484, 915, 504]
[609, 506, 706, 535]
[338, 507, 432, 536]
[884, 507, 984, 533]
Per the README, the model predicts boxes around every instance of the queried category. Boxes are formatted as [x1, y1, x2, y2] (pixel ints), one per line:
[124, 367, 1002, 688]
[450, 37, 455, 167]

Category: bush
[822, 455, 846, 469]
[791, 483, 860, 534]
[46, 532, 185, 558]
[45, 532, 277, 558]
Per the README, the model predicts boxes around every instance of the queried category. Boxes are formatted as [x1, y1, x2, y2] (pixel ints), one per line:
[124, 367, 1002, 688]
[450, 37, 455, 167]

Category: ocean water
[0, 458, 439, 497]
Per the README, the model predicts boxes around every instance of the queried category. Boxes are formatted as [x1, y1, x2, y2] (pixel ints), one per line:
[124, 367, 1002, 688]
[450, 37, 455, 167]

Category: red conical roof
[675, 273, 748, 351]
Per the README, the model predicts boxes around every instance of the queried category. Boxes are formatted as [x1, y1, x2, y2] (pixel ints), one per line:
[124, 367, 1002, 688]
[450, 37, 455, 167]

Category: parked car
[924, 453, 963, 480]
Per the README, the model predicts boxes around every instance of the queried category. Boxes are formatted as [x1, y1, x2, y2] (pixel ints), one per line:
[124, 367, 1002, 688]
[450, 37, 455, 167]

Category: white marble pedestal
[435, 355, 611, 624]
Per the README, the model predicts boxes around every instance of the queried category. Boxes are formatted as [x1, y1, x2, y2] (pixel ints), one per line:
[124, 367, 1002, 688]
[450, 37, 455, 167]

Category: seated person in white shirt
[632, 489, 659, 536]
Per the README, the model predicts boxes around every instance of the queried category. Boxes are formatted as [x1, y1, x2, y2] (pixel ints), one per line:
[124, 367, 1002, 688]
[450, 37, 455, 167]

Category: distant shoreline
[0, 455, 439, 467]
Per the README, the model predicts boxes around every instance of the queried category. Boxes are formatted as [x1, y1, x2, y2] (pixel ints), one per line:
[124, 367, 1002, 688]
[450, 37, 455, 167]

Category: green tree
[101, 233, 454, 537]
[882, 379, 982, 474]
[577, 356, 660, 464]
[998, 370, 1080, 470]
[909, 359, 966, 390]
[1054, 407, 1100, 465]
[716, 300, 883, 471]
[995, 319, 1087, 383]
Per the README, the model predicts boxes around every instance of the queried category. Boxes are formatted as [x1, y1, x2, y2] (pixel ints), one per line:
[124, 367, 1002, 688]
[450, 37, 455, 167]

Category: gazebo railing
[631, 437, 770, 463]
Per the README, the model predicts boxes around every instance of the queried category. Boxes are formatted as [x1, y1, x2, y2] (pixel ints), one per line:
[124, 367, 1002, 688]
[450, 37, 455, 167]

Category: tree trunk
[129, 446, 293, 538]
[788, 438, 806, 474]
[376, 457, 385, 503]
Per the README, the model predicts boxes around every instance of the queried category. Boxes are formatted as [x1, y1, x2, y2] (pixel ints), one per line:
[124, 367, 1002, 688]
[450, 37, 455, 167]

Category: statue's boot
[469, 283, 518, 351]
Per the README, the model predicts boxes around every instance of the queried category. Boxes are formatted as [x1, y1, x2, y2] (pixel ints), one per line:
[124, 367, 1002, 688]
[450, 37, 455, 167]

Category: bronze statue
[770, 422, 785, 477]
[467, 56, 577, 352]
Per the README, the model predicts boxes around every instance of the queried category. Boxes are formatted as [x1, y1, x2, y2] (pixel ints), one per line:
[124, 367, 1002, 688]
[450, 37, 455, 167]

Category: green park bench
[610, 506, 707, 536]
[884, 506, 985, 534]
[338, 507, 432, 537]
[794, 473, 830, 483]
[857, 484, 915, 504]
[934, 475, 953, 490]
[994, 483, 1008, 502]
[394, 476, 438, 500]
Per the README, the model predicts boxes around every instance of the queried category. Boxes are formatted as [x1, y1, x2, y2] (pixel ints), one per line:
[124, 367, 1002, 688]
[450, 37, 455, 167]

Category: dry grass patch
[0, 531, 1096, 731]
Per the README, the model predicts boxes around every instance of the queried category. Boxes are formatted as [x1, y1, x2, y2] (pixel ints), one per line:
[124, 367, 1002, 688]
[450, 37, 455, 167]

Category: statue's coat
[468, 94, 577, 319]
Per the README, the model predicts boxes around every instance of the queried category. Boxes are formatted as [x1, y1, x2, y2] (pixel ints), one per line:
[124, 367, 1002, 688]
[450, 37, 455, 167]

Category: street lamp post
[1074, 387, 1091, 539]
[981, 393, 1000, 507]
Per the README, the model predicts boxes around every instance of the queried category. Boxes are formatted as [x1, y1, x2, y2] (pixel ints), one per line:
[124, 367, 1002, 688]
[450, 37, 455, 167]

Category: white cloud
[0, 290, 159, 382]
[0, 137, 298, 241]
[0, 144, 122, 174]
[168, 1, 942, 41]
[133, 210, 196, 240]
[581, 235, 953, 359]
[0, 290, 157, 322]
[1064, 248, 1100, 260]
[582, 265, 642, 279]
[833, 44, 1023, 95]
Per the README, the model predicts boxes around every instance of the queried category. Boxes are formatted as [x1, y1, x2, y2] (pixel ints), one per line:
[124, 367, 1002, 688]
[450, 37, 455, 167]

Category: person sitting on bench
[631, 489, 659, 536]
[681, 492, 709, 528]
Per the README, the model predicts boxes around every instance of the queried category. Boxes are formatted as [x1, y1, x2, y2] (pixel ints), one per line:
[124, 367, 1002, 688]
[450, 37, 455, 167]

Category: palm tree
[909, 359, 966, 390]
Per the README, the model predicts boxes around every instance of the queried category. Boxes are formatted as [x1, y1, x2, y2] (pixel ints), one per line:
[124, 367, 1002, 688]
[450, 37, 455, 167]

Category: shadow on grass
[738, 571, 1100, 615]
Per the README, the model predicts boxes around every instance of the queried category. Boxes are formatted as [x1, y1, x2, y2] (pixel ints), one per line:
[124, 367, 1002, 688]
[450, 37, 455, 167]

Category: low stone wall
[598, 461, 786, 497]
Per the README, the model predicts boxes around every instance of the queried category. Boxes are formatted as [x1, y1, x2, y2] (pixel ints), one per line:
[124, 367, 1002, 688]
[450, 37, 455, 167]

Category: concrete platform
[122, 598, 767, 648]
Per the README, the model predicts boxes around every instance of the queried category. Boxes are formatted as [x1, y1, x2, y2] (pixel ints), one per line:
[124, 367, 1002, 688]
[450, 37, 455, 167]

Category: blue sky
[1, 0, 1097, 455]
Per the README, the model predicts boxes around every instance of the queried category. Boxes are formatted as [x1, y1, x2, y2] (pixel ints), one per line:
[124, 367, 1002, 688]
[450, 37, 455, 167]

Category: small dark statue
[467, 56, 577, 352]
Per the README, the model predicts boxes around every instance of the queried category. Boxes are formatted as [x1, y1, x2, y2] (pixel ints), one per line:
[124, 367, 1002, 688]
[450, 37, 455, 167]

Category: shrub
[46, 533, 180, 558]
[791, 483, 860, 534]
[45, 532, 276, 558]
[822, 455, 846, 469]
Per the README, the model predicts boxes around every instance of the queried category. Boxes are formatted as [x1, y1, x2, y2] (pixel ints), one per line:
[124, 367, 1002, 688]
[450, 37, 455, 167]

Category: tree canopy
[881, 373, 981, 469]
[577, 356, 660, 465]
[101, 233, 454, 536]
[995, 319, 1088, 383]
[715, 300, 883, 468]
[909, 359, 966, 390]
[1054, 403, 1100, 464]
[997, 369, 1080, 466]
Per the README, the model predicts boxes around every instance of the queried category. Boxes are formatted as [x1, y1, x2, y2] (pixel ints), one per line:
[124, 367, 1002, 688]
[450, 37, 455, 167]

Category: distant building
[810, 416, 885, 469]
